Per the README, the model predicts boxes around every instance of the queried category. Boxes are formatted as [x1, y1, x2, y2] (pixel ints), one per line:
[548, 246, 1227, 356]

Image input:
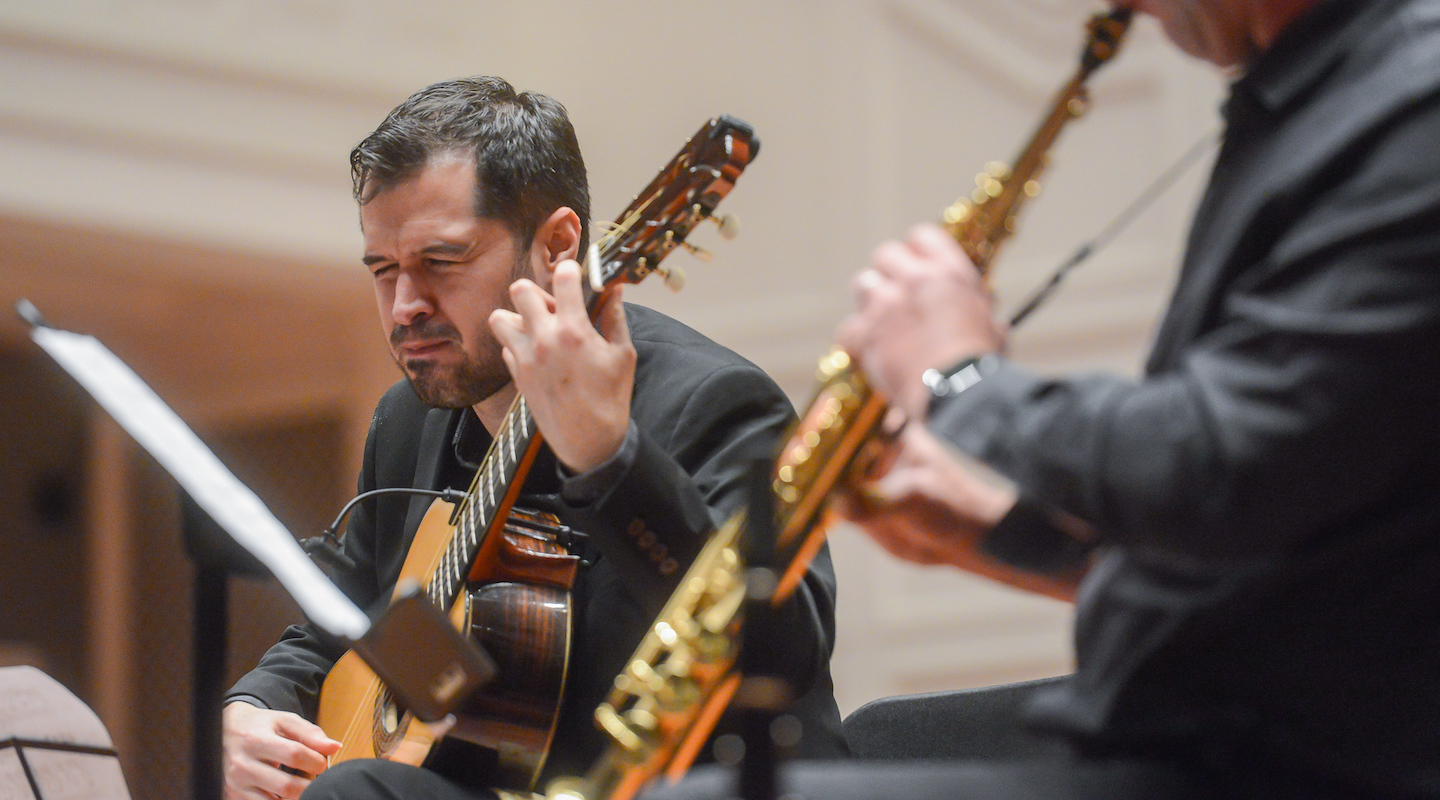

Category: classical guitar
[544, 12, 1131, 800]
[315, 116, 760, 792]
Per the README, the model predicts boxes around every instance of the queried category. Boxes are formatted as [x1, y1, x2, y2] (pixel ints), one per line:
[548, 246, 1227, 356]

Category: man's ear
[530, 207, 583, 288]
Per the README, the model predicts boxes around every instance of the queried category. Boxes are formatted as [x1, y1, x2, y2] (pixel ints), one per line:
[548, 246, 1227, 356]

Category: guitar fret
[452, 507, 476, 599]
[437, 549, 452, 602]
[504, 414, 516, 467]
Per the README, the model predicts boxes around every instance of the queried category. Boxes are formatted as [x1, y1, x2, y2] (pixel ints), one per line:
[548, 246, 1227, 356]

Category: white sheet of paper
[30, 325, 371, 641]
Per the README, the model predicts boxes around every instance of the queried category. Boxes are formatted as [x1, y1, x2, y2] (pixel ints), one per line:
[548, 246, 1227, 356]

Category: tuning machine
[676, 241, 711, 263]
[656, 263, 687, 292]
[695, 204, 740, 241]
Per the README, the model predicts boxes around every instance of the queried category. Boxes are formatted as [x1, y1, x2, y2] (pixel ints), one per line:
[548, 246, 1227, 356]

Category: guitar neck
[424, 396, 543, 609]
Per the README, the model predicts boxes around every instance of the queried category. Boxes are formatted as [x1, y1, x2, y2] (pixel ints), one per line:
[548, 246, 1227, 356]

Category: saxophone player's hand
[838, 223, 1005, 421]
[838, 424, 1081, 601]
[837, 423, 1015, 565]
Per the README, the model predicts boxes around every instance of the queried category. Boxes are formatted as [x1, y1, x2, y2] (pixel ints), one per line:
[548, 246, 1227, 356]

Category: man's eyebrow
[362, 242, 469, 267]
[421, 242, 471, 258]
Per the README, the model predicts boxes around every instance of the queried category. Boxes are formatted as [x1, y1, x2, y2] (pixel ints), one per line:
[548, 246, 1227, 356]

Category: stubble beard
[399, 352, 508, 409]
[390, 319, 509, 409]
[388, 240, 534, 409]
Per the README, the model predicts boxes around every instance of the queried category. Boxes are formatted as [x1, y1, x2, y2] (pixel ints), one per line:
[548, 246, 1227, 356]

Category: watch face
[927, 355, 998, 400]
[921, 368, 949, 394]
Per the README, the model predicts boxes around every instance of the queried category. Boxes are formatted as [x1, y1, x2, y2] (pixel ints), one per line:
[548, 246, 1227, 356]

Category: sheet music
[0, 666, 132, 799]
[28, 324, 371, 641]
[0, 666, 112, 745]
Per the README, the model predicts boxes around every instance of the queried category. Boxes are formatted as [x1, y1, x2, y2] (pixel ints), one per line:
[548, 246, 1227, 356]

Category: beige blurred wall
[0, 1, 1226, 797]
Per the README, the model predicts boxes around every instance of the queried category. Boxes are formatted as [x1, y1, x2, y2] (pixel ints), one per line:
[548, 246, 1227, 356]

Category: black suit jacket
[228, 304, 846, 782]
[930, 0, 1440, 793]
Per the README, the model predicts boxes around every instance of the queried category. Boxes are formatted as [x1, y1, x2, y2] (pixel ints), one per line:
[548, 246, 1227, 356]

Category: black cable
[302, 487, 467, 571]
[1007, 129, 1220, 329]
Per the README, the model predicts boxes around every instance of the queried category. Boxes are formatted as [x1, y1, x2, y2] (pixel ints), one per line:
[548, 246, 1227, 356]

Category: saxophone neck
[940, 7, 1132, 274]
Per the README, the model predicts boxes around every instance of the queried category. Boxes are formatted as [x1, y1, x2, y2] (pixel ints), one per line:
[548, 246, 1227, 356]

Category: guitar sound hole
[372, 686, 410, 756]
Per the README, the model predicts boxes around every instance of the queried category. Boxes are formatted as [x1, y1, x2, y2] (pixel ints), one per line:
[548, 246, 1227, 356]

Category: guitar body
[317, 499, 576, 791]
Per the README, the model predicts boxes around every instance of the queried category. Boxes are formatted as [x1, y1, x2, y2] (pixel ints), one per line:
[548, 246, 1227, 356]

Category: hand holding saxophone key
[836, 423, 1016, 560]
[837, 224, 1005, 421]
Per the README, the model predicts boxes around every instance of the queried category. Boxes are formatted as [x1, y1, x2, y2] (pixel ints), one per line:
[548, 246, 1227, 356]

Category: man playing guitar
[220, 76, 845, 800]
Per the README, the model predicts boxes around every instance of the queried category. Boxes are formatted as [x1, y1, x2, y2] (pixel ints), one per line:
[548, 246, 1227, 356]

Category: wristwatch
[921, 354, 999, 407]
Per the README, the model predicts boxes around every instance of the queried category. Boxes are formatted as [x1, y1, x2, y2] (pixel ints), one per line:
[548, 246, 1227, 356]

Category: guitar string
[426, 170, 719, 607]
[427, 210, 644, 605]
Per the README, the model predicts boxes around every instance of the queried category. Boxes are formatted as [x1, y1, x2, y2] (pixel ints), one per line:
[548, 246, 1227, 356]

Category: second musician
[649, 0, 1440, 798]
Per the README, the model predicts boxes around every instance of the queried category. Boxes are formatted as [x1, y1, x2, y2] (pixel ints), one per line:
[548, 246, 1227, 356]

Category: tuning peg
[709, 213, 740, 240]
[584, 242, 604, 292]
[677, 240, 712, 263]
[658, 264, 686, 292]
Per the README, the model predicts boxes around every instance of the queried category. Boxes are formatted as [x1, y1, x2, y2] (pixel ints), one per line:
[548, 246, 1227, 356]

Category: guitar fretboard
[425, 396, 535, 609]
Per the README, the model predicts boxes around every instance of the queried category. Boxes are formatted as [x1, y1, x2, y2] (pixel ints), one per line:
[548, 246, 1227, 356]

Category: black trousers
[640, 755, 1421, 800]
[639, 759, 1205, 800]
[301, 760, 497, 800]
[302, 754, 1409, 800]
[300, 757, 1197, 800]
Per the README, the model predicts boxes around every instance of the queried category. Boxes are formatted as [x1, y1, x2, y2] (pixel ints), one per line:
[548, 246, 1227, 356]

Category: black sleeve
[224, 382, 425, 718]
[560, 341, 837, 699]
[928, 93, 1440, 563]
[560, 362, 792, 612]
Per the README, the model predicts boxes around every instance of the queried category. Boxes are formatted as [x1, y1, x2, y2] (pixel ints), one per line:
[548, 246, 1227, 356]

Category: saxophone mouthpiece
[1081, 7, 1133, 74]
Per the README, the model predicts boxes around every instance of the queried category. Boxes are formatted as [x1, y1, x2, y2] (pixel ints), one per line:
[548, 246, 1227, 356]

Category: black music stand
[731, 459, 796, 800]
[21, 303, 494, 800]
[181, 493, 272, 800]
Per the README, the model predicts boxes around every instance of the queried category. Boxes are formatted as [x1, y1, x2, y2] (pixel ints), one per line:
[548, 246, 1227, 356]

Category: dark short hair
[351, 76, 590, 253]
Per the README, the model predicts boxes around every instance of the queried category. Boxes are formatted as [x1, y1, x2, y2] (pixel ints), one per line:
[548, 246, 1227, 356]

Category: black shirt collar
[1232, 0, 1397, 116]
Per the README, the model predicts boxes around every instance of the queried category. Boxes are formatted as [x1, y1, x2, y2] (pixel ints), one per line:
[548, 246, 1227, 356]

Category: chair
[0, 665, 132, 799]
[841, 675, 1070, 760]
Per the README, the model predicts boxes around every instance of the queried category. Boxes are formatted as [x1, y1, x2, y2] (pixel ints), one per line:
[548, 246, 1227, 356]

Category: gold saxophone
[540, 10, 1131, 800]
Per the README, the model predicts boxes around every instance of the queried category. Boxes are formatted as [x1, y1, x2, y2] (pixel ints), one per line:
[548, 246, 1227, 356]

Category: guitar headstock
[587, 116, 758, 295]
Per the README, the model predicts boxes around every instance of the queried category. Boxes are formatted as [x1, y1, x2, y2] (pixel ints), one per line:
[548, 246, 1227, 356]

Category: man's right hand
[838, 424, 1081, 602]
[838, 223, 1005, 421]
[222, 701, 340, 800]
